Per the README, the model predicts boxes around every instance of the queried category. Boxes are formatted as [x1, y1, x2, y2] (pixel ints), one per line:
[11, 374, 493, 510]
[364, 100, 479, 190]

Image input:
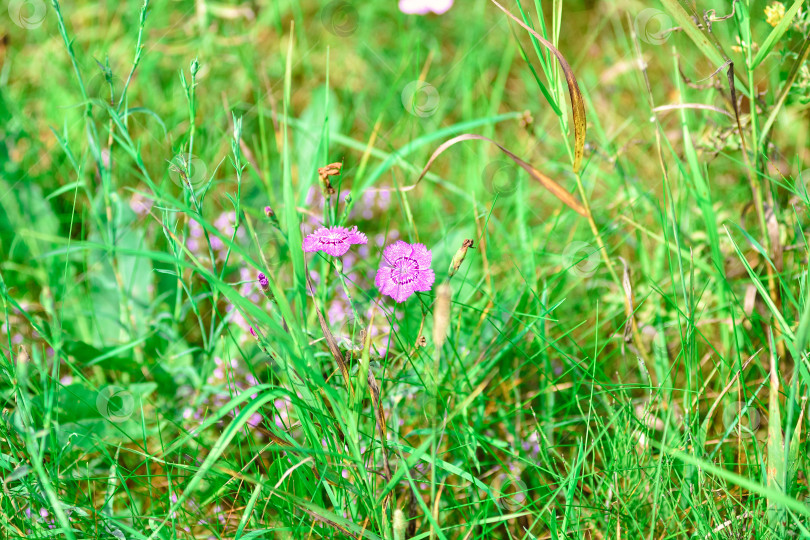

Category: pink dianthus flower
[375, 240, 435, 302]
[303, 226, 368, 257]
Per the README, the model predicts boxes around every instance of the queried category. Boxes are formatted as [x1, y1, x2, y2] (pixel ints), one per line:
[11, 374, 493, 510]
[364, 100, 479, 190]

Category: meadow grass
[2, 0, 810, 538]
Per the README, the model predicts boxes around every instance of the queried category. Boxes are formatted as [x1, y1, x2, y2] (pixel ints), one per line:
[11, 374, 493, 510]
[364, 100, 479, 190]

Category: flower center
[320, 233, 348, 245]
[391, 257, 419, 285]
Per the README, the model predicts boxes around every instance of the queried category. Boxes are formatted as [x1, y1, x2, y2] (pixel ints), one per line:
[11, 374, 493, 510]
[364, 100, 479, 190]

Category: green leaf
[787, 400, 805, 495]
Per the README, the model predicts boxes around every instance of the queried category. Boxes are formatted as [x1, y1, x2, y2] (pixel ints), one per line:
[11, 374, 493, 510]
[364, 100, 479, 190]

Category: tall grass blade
[489, 0, 586, 172]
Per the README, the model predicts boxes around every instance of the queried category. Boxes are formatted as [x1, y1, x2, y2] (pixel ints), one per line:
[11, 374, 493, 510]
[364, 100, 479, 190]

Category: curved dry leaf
[490, 0, 586, 173]
[653, 103, 734, 119]
[405, 133, 587, 217]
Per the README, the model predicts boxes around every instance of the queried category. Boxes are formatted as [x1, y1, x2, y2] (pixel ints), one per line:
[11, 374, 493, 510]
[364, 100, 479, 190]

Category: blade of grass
[489, 0, 586, 172]
[282, 21, 307, 323]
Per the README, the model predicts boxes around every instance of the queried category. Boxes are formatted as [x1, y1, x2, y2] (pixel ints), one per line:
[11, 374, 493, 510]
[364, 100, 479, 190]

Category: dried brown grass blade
[652, 103, 734, 119]
[266, 431, 293, 448]
[408, 133, 587, 216]
[306, 268, 354, 398]
[359, 308, 392, 509]
[362, 310, 392, 488]
[724, 63, 750, 160]
[366, 369, 391, 478]
[489, 0, 586, 172]
[300, 507, 359, 539]
[618, 257, 636, 342]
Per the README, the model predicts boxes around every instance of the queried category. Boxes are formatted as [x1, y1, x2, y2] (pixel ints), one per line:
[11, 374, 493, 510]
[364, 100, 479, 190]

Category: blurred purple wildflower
[303, 225, 368, 257]
[185, 210, 245, 263]
[184, 356, 265, 440]
[399, 0, 453, 15]
[375, 241, 435, 302]
[129, 191, 153, 216]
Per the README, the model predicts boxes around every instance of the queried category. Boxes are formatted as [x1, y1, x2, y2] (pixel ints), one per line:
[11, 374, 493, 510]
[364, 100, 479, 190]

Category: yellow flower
[765, 2, 786, 27]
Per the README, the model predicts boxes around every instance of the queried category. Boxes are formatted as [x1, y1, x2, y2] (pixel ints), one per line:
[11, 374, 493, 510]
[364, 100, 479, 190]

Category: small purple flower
[257, 272, 269, 290]
[399, 0, 453, 15]
[129, 192, 153, 216]
[375, 241, 435, 302]
[303, 225, 368, 257]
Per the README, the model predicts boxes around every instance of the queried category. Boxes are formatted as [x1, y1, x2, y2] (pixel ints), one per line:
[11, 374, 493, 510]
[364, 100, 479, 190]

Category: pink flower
[129, 192, 153, 216]
[303, 226, 368, 257]
[399, 0, 453, 15]
[375, 241, 435, 302]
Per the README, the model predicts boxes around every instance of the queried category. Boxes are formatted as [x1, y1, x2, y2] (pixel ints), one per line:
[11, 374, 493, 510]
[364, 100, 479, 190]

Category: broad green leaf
[767, 332, 785, 531]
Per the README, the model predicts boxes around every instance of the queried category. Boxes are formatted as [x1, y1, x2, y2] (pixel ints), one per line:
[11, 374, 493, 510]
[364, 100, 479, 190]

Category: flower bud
[448, 239, 474, 277]
[257, 271, 276, 303]
[257, 272, 270, 292]
[264, 205, 280, 228]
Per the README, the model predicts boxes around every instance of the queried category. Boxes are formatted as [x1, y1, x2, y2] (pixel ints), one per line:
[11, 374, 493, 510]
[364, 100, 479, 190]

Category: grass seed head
[392, 509, 406, 540]
[432, 282, 451, 348]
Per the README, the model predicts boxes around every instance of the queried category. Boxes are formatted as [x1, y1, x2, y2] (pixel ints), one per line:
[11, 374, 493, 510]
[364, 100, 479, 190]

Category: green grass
[2, 0, 810, 538]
